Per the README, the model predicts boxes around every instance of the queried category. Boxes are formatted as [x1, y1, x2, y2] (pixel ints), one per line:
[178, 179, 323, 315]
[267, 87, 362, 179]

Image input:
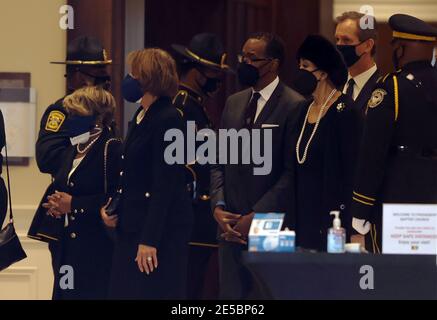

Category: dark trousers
[218, 241, 252, 300]
[187, 245, 219, 300]
[109, 231, 189, 300]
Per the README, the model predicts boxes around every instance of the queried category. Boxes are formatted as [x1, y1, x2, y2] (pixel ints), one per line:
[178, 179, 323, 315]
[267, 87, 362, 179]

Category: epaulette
[403, 72, 423, 90]
[378, 69, 402, 84]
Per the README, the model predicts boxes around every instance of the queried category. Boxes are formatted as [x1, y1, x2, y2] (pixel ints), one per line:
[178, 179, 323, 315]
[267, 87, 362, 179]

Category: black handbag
[0, 130, 27, 271]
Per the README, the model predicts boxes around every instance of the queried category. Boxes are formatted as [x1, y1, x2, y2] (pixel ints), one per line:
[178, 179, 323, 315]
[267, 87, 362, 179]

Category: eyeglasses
[237, 54, 273, 64]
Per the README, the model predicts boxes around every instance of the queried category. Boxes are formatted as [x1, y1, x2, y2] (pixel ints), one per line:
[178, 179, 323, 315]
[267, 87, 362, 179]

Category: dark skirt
[49, 227, 113, 300]
[109, 231, 190, 300]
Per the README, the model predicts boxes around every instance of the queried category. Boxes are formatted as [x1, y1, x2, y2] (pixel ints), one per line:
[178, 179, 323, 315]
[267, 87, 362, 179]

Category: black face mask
[197, 69, 222, 95]
[337, 44, 363, 67]
[392, 45, 405, 70]
[122, 74, 144, 103]
[203, 78, 222, 95]
[291, 68, 320, 97]
[237, 62, 260, 87]
[79, 70, 111, 90]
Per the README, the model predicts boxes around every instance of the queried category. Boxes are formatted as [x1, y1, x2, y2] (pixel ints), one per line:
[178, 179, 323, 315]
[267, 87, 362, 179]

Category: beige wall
[0, 0, 66, 299]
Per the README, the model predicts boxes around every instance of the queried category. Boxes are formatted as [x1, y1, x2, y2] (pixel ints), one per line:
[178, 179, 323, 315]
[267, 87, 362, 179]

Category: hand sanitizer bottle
[327, 211, 346, 253]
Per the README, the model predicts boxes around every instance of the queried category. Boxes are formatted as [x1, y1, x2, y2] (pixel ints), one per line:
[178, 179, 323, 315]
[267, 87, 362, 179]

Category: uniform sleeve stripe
[353, 192, 376, 202]
[393, 75, 399, 121]
[353, 197, 374, 206]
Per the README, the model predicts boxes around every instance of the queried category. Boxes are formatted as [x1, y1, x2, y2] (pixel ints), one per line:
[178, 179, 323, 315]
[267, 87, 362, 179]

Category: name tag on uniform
[383, 203, 437, 255]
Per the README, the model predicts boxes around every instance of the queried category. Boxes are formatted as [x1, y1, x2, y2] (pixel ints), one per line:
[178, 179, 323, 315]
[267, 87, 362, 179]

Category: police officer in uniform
[350, 14, 437, 252]
[36, 36, 112, 176]
[28, 36, 113, 289]
[172, 33, 231, 299]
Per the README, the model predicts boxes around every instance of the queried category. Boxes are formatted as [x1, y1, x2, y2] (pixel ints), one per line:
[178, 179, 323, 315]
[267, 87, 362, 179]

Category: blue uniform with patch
[351, 61, 437, 252]
[36, 99, 70, 176]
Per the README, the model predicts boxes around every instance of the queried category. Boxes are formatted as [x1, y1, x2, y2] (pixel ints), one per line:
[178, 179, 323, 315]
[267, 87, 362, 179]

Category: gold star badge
[45, 110, 66, 132]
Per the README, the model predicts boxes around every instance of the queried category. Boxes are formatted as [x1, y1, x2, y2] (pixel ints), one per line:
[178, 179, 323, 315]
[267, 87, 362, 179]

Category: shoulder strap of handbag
[4, 129, 13, 223]
[104, 138, 121, 195]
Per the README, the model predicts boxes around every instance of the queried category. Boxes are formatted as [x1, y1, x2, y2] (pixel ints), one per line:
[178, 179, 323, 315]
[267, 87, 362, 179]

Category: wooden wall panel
[145, 0, 323, 126]
[67, 0, 125, 132]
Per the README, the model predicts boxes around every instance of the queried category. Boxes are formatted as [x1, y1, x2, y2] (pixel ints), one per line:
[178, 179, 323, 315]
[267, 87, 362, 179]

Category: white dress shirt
[252, 76, 280, 122]
[343, 64, 378, 101]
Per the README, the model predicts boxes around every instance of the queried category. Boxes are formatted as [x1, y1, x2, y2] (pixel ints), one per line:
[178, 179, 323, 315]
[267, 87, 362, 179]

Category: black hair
[248, 32, 286, 66]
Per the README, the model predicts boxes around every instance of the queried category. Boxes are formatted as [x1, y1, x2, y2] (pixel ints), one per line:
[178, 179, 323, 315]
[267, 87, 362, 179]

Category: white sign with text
[383, 204, 437, 255]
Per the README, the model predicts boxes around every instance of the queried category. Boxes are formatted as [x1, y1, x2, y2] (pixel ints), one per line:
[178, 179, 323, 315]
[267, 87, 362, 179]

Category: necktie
[346, 78, 355, 100]
[244, 92, 261, 129]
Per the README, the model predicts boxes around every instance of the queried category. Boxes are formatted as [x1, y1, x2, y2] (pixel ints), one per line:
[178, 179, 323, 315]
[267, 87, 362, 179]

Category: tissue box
[249, 231, 296, 252]
[248, 213, 296, 252]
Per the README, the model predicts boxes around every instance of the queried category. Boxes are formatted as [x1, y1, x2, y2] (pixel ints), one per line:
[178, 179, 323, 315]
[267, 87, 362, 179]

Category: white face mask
[70, 132, 90, 146]
[432, 47, 436, 67]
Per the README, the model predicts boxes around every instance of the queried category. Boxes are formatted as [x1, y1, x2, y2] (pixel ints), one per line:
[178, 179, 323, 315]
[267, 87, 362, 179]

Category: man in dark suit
[335, 11, 380, 113]
[36, 36, 112, 176]
[210, 32, 304, 299]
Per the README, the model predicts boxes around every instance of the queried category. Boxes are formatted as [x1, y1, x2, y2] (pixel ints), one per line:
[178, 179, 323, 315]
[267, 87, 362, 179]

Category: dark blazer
[350, 69, 380, 113]
[29, 127, 122, 299]
[210, 81, 304, 216]
[110, 97, 193, 299]
[210, 81, 304, 299]
[291, 94, 364, 247]
[117, 98, 193, 245]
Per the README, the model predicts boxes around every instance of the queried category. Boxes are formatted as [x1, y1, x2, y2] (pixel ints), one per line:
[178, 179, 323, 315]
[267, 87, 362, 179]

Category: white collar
[348, 64, 377, 90]
[252, 76, 280, 101]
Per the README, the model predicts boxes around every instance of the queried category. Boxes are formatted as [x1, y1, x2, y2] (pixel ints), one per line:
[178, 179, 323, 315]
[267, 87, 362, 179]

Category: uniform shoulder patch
[45, 110, 66, 132]
[367, 88, 387, 109]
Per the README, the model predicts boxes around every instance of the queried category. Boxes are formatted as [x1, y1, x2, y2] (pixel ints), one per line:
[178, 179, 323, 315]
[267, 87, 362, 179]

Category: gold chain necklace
[296, 89, 337, 165]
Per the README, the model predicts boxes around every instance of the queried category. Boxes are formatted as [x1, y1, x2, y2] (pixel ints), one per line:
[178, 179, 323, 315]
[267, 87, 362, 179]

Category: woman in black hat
[290, 35, 363, 251]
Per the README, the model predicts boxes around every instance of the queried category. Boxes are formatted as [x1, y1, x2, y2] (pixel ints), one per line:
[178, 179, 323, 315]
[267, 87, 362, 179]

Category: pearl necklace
[296, 89, 337, 165]
[77, 128, 102, 154]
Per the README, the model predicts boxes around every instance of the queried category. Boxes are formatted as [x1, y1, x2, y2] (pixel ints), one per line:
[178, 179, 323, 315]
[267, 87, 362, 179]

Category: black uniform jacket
[351, 69, 380, 114]
[36, 98, 70, 176]
[173, 85, 217, 245]
[351, 61, 437, 224]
